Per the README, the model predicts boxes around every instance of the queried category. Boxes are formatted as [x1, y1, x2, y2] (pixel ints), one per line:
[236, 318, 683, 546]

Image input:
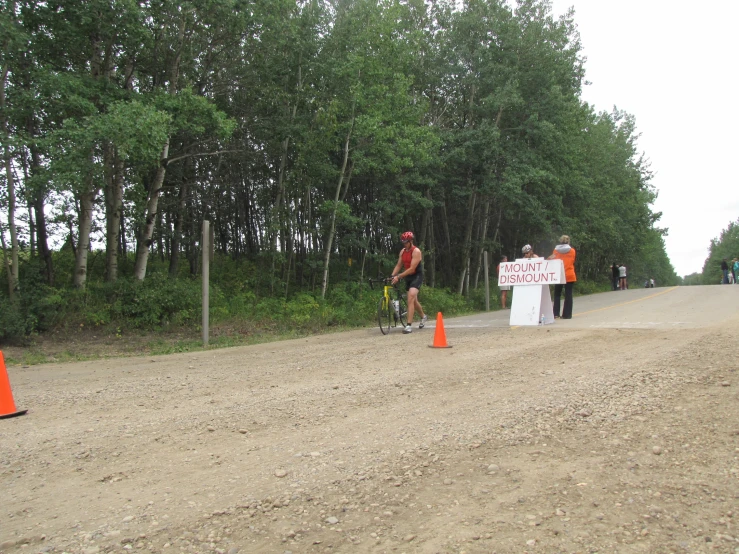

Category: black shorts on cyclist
[406, 273, 423, 291]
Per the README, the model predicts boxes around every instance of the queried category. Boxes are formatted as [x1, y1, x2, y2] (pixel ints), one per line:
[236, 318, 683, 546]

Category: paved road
[434, 285, 738, 330]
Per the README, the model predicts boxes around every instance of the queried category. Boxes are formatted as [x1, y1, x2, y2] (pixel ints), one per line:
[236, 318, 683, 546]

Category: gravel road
[2, 285, 738, 554]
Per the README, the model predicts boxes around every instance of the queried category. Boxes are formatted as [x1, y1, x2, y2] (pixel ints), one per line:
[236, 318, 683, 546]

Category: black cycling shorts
[405, 273, 423, 291]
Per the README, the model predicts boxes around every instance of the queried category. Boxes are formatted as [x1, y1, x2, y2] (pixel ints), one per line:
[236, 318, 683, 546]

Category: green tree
[702, 219, 739, 285]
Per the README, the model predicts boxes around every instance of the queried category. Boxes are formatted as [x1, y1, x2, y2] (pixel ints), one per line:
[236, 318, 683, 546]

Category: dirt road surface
[2, 285, 739, 554]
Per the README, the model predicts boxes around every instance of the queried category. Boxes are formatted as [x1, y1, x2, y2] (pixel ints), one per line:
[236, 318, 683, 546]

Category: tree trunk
[155, 203, 165, 261]
[320, 114, 354, 299]
[428, 211, 436, 288]
[284, 248, 292, 298]
[0, 222, 13, 298]
[133, 13, 185, 281]
[69, 22, 113, 289]
[32, 197, 53, 286]
[74, 190, 97, 289]
[308, 183, 318, 256]
[187, 191, 198, 276]
[419, 188, 432, 247]
[491, 204, 502, 249]
[1, 61, 19, 296]
[133, 138, 170, 280]
[67, 219, 77, 257]
[3, 151, 19, 295]
[440, 197, 452, 286]
[120, 210, 127, 260]
[270, 75, 301, 282]
[26, 201, 35, 256]
[473, 197, 490, 288]
[169, 174, 189, 278]
[27, 136, 54, 285]
[457, 189, 477, 295]
[339, 161, 354, 203]
[105, 145, 124, 282]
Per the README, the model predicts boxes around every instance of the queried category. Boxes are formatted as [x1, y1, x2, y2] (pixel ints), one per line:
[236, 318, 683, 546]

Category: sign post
[497, 259, 565, 326]
[483, 251, 490, 312]
[202, 220, 210, 346]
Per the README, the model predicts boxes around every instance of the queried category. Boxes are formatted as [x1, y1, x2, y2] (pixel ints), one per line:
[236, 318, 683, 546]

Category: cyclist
[391, 231, 428, 334]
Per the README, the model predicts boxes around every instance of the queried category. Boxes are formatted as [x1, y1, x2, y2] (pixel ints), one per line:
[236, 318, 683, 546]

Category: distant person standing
[721, 259, 729, 284]
[618, 264, 627, 290]
[733, 259, 739, 284]
[611, 262, 619, 291]
[497, 255, 510, 309]
[650, 278, 655, 288]
[548, 235, 576, 319]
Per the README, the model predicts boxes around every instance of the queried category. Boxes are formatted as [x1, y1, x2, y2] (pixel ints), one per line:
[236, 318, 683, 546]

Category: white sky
[549, 0, 739, 276]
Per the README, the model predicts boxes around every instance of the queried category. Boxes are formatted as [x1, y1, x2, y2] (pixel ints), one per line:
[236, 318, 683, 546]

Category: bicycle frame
[369, 277, 407, 334]
[381, 283, 393, 307]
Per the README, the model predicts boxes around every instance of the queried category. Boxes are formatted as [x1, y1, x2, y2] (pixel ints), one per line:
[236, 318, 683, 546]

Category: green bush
[224, 290, 258, 319]
[326, 282, 373, 326]
[0, 258, 67, 341]
[250, 297, 286, 323]
[0, 297, 36, 341]
[104, 273, 202, 328]
[573, 280, 610, 296]
[285, 293, 320, 327]
[206, 255, 259, 294]
[0, 248, 616, 344]
[417, 286, 473, 317]
[466, 285, 495, 312]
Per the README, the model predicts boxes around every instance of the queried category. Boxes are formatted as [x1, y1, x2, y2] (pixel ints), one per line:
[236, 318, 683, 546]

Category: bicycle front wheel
[377, 297, 391, 335]
[397, 296, 408, 327]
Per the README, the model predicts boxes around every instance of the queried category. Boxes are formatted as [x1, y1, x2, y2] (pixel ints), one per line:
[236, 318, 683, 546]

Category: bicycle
[369, 277, 408, 335]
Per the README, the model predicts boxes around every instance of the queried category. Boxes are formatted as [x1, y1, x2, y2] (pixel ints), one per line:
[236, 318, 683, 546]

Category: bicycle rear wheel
[377, 297, 391, 335]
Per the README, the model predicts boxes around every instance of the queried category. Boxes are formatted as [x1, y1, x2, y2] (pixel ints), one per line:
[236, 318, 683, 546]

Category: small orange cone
[0, 351, 27, 419]
[429, 312, 452, 348]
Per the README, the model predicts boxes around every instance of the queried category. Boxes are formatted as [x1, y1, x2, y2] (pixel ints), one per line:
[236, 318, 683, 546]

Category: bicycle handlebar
[367, 277, 394, 290]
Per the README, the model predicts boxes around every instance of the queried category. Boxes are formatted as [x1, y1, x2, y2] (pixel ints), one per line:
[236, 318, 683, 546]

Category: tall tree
[0, 0, 26, 296]
[0, 0, 675, 307]
[702, 219, 739, 285]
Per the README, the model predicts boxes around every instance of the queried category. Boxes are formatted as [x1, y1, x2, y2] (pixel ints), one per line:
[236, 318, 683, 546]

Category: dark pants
[554, 282, 574, 319]
[612, 277, 619, 291]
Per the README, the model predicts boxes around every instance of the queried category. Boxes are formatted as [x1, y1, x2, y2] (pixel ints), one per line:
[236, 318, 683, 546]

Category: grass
[0, 288, 541, 366]
[1, 319, 380, 366]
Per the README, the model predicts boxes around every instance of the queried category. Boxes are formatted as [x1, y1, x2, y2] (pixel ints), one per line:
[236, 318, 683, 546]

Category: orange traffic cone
[429, 312, 452, 348]
[0, 351, 27, 419]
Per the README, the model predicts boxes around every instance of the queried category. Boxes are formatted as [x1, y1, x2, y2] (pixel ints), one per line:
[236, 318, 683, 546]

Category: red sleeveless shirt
[401, 247, 423, 274]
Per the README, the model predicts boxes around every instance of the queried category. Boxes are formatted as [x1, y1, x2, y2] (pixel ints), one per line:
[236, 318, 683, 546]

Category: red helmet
[400, 231, 414, 243]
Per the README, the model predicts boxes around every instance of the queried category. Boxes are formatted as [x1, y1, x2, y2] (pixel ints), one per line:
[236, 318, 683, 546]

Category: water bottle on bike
[393, 300, 400, 321]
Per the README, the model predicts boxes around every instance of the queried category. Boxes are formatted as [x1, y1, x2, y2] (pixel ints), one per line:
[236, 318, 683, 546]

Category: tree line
[689, 218, 739, 286]
[0, 0, 677, 314]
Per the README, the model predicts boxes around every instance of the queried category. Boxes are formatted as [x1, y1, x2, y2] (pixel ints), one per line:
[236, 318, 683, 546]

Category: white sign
[499, 258, 565, 326]
[498, 259, 565, 286]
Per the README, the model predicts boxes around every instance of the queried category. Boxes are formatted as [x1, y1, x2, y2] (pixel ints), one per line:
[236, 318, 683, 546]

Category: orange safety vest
[553, 248, 577, 282]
